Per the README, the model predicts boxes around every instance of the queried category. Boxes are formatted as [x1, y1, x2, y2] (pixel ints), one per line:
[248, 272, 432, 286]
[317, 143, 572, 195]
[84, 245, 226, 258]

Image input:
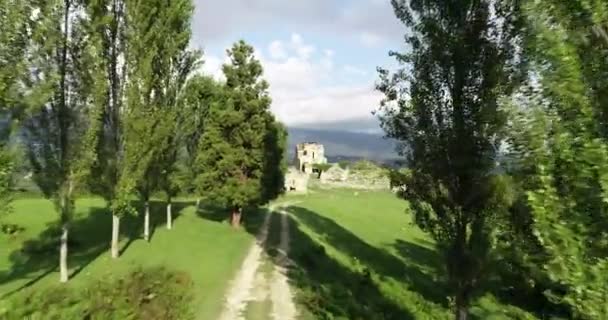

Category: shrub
[337, 161, 350, 170]
[2, 267, 194, 320]
[351, 160, 376, 171]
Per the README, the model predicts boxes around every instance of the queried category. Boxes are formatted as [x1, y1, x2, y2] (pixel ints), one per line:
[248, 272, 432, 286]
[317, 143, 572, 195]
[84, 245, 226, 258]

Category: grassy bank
[0, 197, 260, 319]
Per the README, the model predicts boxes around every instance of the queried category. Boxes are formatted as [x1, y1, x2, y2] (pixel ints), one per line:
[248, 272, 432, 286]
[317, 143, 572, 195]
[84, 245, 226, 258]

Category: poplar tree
[123, 0, 198, 240]
[84, 0, 130, 259]
[22, 0, 101, 282]
[194, 41, 285, 227]
[378, 1, 522, 318]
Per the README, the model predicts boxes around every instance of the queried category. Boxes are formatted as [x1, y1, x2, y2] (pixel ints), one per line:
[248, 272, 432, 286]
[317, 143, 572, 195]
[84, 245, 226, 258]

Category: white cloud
[263, 35, 380, 127]
[289, 33, 315, 60]
[191, 0, 402, 47]
[268, 40, 287, 60]
[201, 55, 224, 80]
[202, 34, 383, 130]
[343, 65, 368, 76]
[360, 31, 383, 47]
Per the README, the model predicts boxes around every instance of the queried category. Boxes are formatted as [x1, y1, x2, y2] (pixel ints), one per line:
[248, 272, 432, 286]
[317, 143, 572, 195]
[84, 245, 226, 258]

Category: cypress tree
[194, 41, 285, 227]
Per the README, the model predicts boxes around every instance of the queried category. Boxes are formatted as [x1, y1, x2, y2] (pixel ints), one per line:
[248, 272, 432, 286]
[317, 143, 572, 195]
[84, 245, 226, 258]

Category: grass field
[279, 189, 537, 320]
[0, 189, 538, 319]
[0, 197, 262, 320]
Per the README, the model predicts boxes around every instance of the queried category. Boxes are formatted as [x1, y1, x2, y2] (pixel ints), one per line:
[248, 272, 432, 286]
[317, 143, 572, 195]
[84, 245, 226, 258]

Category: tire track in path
[217, 203, 297, 320]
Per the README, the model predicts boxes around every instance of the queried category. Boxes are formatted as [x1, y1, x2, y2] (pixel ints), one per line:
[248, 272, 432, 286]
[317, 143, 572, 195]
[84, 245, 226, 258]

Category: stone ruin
[295, 142, 328, 174]
[284, 142, 391, 192]
[284, 167, 309, 193]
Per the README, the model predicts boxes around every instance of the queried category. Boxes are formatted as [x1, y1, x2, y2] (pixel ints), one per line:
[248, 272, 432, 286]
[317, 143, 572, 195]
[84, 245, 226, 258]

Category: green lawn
[0, 197, 261, 320]
[0, 189, 540, 319]
[279, 188, 537, 320]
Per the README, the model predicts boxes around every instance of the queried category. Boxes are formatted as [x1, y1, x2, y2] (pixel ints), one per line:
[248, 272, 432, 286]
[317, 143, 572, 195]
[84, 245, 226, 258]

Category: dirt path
[218, 204, 297, 320]
[270, 209, 297, 319]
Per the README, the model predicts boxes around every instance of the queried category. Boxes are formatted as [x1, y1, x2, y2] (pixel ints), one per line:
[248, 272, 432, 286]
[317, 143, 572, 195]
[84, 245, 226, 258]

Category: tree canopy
[379, 0, 523, 318]
[194, 40, 285, 226]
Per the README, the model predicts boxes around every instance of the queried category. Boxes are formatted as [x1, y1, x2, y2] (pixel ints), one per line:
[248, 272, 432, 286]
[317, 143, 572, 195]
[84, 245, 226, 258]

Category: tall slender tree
[194, 41, 285, 227]
[84, 0, 130, 259]
[505, 0, 608, 318]
[123, 0, 198, 240]
[22, 0, 101, 282]
[378, 1, 523, 318]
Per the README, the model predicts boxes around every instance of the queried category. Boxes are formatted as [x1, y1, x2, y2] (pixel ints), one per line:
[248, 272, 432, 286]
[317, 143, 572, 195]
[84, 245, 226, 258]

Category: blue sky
[191, 0, 405, 132]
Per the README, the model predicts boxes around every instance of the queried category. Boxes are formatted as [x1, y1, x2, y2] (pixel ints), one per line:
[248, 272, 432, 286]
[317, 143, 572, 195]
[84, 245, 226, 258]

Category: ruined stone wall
[284, 168, 309, 193]
[318, 163, 390, 190]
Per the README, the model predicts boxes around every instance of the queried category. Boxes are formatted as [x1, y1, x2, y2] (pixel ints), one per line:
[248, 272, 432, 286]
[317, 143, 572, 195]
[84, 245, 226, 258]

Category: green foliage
[351, 160, 376, 171]
[2, 267, 194, 320]
[0, 0, 30, 118]
[126, 0, 201, 202]
[21, 0, 102, 222]
[379, 0, 523, 317]
[83, 0, 131, 217]
[504, 1, 608, 318]
[173, 76, 222, 195]
[261, 121, 287, 200]
[337, 160, 350, 170]
[0, 147, 13, 217]
[194, 41, 285, 212]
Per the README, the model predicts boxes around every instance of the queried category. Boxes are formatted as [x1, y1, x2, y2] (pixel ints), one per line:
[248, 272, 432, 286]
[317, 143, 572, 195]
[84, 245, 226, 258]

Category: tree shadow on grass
[287, 206, 448, 308]
[392, 239, 442, 275]
[196, 202, 268, 234]
[196, 202, 229, 224]
[130, 200, 192, 245]
[276, 210, 417, 320]
[0, 200, 193, 297]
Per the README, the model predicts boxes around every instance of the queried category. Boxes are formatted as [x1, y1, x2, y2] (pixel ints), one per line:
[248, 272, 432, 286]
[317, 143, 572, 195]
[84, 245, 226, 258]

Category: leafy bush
[338, 161, 350, 170]
[0, 223, 24, 236]
[1, 267, 193, 320]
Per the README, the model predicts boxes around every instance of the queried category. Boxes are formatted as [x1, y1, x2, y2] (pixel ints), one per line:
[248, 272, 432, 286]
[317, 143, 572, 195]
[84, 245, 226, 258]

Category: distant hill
[287, 127, 399, 162]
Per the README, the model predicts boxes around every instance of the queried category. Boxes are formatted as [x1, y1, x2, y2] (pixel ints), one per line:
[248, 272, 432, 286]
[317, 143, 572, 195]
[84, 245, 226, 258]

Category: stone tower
[295, 142, 328, 174]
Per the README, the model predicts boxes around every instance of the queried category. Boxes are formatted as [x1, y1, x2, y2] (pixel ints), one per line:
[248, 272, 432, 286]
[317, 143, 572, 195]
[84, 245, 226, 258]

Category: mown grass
[0, 197, 262, 320]
[278, 188, 537, 320]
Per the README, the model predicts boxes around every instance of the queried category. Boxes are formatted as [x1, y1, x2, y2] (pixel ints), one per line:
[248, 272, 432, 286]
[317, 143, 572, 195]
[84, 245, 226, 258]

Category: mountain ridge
[287, 127, 398, 161]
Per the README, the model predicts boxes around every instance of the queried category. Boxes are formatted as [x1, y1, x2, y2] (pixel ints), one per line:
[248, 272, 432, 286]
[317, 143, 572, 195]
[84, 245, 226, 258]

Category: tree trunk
[455, 292, 469, 320]
[111, 214, 120, 258]
[59, 223, 68, 283]
[166, 197, 172, 230]
[144, 201, 150, 242]
[196, 198, 200, 207]
[231, 207, 242, 227]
